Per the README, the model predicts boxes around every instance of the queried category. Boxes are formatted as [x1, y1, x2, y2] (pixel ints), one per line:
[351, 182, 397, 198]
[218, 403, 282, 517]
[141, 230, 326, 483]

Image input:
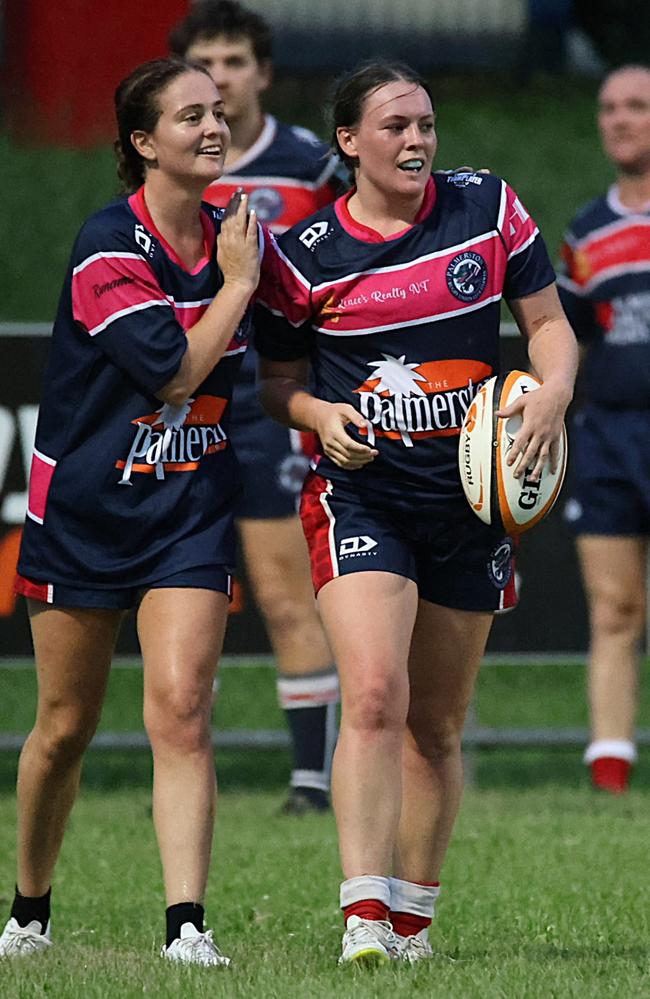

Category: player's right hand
[218, 191, 260, 293]
[314, 402, 378, 470]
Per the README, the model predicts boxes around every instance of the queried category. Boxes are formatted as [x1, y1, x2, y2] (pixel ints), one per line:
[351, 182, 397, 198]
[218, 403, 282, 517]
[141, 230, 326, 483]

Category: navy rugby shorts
[563, 404, 650, 537]
[15, 564, 233, 610]
[229, 402, 315, 520]
[299, 472, 517, 612]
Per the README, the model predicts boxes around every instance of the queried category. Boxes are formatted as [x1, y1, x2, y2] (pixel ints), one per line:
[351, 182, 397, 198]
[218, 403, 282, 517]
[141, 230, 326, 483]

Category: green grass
[0, 75, 611, 321]
[0, 658, 649, 994]
[0, 786, 648, 997]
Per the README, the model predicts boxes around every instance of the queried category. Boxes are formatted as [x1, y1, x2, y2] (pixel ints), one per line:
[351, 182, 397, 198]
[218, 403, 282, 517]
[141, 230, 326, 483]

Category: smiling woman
[0, 57, 260, 967]
[254, 59, 579, 965]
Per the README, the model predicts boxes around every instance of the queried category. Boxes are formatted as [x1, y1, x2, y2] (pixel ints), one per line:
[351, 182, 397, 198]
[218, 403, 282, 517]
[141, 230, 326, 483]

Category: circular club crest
[248, 187, 285, 224]
[446, 251, 488, 303]
[487, 538, 514, 590]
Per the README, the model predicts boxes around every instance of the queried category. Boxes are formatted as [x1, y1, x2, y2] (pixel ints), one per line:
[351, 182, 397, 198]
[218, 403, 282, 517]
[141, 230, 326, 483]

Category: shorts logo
[248, 187, 285, 224]
[446, 251, 487, 302]
[487, 538, 513, 590]
[299, 221, 330, 250]
[339, 535, 377, 557]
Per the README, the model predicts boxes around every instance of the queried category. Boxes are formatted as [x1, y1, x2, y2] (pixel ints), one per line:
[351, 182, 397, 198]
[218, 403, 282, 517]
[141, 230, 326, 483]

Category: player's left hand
[496, 382, 568, 482]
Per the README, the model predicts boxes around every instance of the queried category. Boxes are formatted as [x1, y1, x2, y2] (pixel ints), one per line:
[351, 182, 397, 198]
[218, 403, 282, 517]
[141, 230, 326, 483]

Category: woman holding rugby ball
[255, 59, 578, 964]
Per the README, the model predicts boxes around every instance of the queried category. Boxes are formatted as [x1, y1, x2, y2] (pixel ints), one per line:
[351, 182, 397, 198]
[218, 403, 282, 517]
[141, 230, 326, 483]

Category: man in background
[170, 1, 342, 814]
[559, 65, 650, 793]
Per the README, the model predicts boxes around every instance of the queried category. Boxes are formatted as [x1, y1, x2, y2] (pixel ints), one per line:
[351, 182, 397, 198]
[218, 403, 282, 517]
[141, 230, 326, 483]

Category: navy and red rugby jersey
[18, 188, 250, 588]
[255, 172, 556, 511]
[201, 115, 340, 234]
[557, 186, 650, 408]
[202, 114, 341, 414]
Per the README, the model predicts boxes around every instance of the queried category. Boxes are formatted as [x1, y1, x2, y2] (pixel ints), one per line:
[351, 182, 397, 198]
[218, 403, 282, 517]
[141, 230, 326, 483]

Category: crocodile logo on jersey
[487, 538, 514, 590]
[248, 187, 285, 224]
[446, 251, 487, 302]
[354, 355, 492, 447]
[116, 395, 228, 485]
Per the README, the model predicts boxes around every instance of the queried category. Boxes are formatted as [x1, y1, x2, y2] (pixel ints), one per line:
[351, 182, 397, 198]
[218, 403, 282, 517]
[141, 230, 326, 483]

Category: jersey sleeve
[254, 227, 315, 361]
[556, 230, 595, 341]
[70, 221, 187, 396]
[498, 182, 556, 301]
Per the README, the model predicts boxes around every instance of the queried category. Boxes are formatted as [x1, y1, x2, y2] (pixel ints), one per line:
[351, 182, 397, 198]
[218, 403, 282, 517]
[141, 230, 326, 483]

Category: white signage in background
[0, 405, 38, 524]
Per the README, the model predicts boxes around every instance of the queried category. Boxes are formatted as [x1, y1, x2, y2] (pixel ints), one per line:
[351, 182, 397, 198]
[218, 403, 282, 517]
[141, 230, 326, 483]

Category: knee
[343, 671, 407, 734]
[256, 582, 302, 638]
[144, 686, 211, 754]
[407, 710, 463, 763]
[33, 708, 99, 768]
[591, 590, 645, 641]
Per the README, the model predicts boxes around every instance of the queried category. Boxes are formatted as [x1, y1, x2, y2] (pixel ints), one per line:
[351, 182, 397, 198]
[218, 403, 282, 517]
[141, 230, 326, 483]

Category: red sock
[591, 757, 630, 794]
[342, 899, 389, 924]
[390, 910, 431, 938]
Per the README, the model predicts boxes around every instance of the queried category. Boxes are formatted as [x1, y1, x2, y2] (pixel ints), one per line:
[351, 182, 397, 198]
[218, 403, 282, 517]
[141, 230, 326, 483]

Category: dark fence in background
[0, 323, 587, 658]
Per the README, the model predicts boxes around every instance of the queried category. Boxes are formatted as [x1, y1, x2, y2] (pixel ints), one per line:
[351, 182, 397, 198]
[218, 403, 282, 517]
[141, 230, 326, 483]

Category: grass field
[0, 658, 649, 996]
[0, 75, 612, 322]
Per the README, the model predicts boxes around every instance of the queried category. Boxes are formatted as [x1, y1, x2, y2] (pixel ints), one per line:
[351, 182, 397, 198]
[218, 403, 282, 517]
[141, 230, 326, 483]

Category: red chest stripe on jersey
[72, 252, 168, 336]
[354, 358, 492, 445]
[570, 221, 650, 289]
[170, 299, 213, 330]
[203, 178, 337, 233]
[311, 237, 505, 335]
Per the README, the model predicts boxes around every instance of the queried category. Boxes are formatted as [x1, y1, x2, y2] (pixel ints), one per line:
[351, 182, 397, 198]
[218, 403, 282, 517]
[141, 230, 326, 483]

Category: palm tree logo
[366, 354, 428, 446]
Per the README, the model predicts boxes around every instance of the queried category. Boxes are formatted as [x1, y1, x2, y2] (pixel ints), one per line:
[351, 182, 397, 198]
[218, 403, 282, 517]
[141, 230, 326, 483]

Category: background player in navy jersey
[255, 61, 578, 964]
[559, 65, 650, 795]
[0, 58, 260, 965]
[169, 1, 341, 815]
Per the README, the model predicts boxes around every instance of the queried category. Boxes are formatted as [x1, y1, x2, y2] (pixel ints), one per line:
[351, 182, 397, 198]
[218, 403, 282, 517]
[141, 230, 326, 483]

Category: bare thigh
[28, 602, 123, 731]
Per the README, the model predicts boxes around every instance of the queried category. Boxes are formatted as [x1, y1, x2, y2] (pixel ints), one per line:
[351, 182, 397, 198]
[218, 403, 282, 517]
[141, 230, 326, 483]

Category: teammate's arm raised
[158, 196, 260, 406]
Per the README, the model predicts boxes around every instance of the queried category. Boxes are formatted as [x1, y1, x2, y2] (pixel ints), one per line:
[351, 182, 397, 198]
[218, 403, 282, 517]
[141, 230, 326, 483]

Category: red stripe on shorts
[299, 472, 338, 594]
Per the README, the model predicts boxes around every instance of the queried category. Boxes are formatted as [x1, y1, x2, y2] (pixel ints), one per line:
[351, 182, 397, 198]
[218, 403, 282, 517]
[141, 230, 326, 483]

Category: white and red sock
[584, 739, 636, 794]
[340, 875, 390, 924]
[389, 877, 440, 938]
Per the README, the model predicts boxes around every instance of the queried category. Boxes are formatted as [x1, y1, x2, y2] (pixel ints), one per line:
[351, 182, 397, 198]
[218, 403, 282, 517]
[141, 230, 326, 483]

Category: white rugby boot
[0, 917, 52, 958]
[161, 922, 231, 967]
[393, 927, 433, 963]
[338, 914, 394, 965]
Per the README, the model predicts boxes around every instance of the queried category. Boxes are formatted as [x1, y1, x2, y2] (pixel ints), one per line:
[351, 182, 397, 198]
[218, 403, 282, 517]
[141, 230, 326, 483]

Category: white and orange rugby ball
[458, 370, 568, 535]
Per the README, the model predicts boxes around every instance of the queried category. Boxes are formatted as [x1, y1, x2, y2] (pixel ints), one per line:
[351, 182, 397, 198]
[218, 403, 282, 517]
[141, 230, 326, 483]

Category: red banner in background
[3, 0, 189, 146]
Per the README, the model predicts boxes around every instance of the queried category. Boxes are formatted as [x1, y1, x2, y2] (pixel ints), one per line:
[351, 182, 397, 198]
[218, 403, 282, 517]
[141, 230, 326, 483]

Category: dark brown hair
[114, 57, 213, 192]
[169, 0, 272, 64]
[327, 60, 434, 178]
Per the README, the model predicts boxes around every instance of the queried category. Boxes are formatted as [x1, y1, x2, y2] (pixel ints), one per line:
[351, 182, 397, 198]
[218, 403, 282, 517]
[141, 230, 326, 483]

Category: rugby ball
[458, 370, 567, 535]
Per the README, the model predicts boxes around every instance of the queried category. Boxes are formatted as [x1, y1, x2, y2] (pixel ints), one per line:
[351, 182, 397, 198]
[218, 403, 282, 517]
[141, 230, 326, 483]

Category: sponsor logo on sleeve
[134, 224, 156, 257]
[298, 221, 331, 250]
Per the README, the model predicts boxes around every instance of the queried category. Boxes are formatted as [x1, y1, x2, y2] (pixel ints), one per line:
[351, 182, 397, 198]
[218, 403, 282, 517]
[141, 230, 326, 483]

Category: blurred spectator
[559, 65, 650, 793]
